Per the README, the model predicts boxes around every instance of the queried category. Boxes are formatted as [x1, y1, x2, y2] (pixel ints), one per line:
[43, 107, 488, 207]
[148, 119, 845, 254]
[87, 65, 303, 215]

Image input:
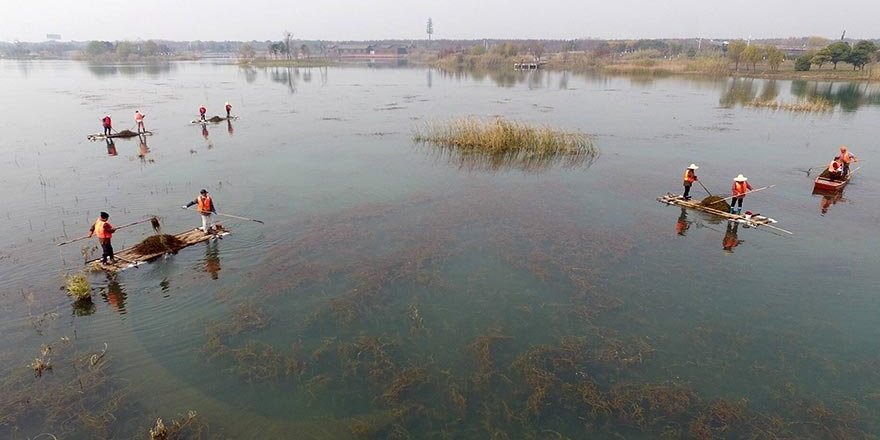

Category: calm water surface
[1, 61, 879, 438]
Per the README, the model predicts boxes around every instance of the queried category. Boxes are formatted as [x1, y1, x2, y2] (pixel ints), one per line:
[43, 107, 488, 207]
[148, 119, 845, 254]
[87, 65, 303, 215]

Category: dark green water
[0, 61, 879, 438]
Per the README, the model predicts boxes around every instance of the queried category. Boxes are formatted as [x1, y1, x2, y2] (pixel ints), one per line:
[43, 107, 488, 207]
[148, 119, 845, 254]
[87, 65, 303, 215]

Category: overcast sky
[2, 0, 877, 42]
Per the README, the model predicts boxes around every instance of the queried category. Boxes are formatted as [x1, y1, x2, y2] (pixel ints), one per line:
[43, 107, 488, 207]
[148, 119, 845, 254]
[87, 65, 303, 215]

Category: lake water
[1, 60, 879, 439]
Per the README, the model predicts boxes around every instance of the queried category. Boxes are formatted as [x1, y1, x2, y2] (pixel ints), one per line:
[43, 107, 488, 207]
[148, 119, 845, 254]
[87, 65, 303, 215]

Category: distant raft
[87, 130, 153, 141]
[191, 116, 238, 124]
[87, 225, 230, 273]
[657, 193, 790, 233]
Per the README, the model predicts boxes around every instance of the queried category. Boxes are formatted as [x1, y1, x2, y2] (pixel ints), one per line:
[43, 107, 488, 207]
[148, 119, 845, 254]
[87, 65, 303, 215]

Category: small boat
[87, 225, 230, 273]
[813, 167, 859, 193]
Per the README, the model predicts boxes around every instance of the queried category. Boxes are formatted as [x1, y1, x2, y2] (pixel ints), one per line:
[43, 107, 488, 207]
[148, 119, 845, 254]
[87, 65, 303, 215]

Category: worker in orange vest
[837, 145, 858, 176]
[730, 174, 753, 214]
[134, 110, 146, 134]
[87, 212, 117, 264]
[199, 105, 207, 122]
[827, 157, 844, 181]
[682, 163, 699, 200]
[184, 189, 217, 233]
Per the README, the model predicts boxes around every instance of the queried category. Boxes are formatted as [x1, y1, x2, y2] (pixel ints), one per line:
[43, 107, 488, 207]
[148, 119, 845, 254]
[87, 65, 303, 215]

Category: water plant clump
[748, 98, 833, 113]
[64, 274, 92, 301]
[132, 234, 186, 254]
[700, 195, 732, 213]
[413, 117, 597, 168]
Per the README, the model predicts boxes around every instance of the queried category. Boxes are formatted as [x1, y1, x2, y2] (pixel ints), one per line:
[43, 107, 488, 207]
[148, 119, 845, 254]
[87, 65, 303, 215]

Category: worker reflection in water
[675, 208, 689, 236]
[104, 278, 127, 313]
[204, 240, 221, 280]
[105, 138, 117, 156]
[723, 222, 743, 253]
[138, 135, 150, 163]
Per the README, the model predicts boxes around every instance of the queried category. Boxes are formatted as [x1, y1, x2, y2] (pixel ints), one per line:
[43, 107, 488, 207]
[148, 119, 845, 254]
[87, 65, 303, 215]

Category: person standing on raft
[184, 189, 217, 234]
[225, 102, 232, 118]
[199, 105, 207, 122]
[837, 145, 858, 176]
[730, 174, 753, 214]
[682, 164, 699, 200]
[102, 115, 113, 136]
[135, 110, 146, 134]
[88, 212, 117, 265]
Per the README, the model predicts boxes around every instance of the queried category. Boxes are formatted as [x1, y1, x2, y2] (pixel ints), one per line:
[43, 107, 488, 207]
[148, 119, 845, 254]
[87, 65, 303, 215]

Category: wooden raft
[88, 226, 230, 273]
[656, 193, 781, 228]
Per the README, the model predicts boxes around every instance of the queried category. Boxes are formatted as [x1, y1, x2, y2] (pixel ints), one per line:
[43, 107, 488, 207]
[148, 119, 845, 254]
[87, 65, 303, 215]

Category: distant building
[330, 44, 407, 59]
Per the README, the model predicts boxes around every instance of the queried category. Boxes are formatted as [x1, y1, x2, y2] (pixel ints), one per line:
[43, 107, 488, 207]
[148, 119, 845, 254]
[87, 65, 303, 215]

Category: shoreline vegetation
[434, 52, 880, 82]
[429, 38, 880, 82]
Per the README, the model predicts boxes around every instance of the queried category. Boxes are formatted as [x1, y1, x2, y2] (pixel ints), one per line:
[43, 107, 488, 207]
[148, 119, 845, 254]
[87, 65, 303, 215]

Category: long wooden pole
[182, 207, 264, 224]
[719, 185, 776, 202]
[57, 217, 159, 246]
[696, 180, 713, 196]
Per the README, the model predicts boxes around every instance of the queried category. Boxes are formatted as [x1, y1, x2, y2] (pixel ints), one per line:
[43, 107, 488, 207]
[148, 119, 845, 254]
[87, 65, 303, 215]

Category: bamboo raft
[87, 131, 153, 141]
[87, 226, 230, 273]
[657, 193, 791, 233]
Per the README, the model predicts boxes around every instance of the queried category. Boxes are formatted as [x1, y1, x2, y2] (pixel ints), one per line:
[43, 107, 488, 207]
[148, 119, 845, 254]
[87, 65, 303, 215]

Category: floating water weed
[64, 274, 91, 301]
[748, 98, 833, 113]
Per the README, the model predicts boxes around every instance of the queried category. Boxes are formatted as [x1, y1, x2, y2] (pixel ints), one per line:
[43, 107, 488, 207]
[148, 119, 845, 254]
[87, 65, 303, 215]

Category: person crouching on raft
[102, 115, 112, 136]
[199, 105, 207, 122]
[682, 164, 698, 200]
[184, 189, 216, 234]
[225, 102, 232, 118]
[88, 211, 117, 264]
[827, 157, 844, 181]
[730, 174, 753, 214]
[837, 145, 858, 176]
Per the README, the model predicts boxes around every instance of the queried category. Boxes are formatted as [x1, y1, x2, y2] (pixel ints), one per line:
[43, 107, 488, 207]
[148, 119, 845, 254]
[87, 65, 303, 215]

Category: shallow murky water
[1, 61, 879, 438]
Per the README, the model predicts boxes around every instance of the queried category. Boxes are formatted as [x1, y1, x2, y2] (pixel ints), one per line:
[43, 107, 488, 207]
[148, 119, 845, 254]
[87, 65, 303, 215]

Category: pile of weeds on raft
[699, 195, 732, 212]
[132, 234, 185, 254]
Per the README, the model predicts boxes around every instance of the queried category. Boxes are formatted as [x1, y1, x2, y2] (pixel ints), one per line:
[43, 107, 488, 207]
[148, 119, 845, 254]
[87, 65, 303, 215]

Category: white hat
[687, 164, 699, 170]
[734, 174, 748, 182]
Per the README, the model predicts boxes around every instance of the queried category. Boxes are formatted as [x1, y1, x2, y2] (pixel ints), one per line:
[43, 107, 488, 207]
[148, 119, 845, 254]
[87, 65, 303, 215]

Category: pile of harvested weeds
[700, 196, 731, 213]
[132, 234, 185, 255]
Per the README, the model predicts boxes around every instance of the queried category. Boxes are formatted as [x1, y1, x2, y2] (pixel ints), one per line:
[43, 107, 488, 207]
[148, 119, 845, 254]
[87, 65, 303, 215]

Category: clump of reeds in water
[65, 274, 92, 301]
[413, 117, 597, 172]
[748, 98, 832, 113]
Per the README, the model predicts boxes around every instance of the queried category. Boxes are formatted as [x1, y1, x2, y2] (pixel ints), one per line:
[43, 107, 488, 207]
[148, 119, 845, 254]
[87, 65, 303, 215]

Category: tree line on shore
[792, 40, 879, 71]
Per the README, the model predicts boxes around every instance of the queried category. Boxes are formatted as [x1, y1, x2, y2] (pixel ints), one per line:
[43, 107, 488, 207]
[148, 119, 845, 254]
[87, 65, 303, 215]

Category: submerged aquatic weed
[64, 274, 91, 301]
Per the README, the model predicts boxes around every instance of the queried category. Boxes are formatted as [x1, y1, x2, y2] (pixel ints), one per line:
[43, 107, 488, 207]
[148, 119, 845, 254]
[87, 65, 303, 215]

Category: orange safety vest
[95, 219, 112, 239]
[731, 181, 749, 197]
[683, 169, 696, 184]
[838, 152, 853, 164]
[197, 195, 213, 214]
